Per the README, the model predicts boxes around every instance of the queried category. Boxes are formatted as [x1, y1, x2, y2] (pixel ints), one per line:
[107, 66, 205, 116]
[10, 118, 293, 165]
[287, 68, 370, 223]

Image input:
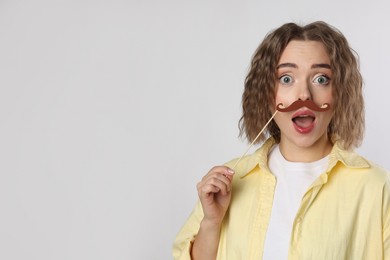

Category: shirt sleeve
[173, 201, 204, 260]
[383, 175, 390, 259]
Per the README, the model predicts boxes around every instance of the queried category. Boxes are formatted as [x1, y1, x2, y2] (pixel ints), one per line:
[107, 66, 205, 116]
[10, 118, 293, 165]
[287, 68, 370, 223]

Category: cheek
[273, 112, 291, 131]
[326, 93, 334, 105]
[316, 87, 334, 104]
[274, 87, 284, 104]
[275, 91, 296, 107]
[326, 109, 335, 122]
[273, 94, 284, 111]
[318, 110, 334, 129]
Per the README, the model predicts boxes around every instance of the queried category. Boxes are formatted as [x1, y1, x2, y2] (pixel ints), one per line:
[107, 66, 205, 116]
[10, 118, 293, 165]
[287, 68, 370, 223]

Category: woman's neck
[278, 136, 333, 162]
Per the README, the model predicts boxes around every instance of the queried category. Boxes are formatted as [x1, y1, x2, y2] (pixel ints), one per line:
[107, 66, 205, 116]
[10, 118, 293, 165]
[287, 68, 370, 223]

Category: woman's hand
[196, 166, 235, 226]
[191, 166, 235, 260]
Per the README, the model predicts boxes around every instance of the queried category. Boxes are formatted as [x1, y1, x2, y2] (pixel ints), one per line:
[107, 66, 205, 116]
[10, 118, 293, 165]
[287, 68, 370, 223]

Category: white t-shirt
[262, 144, 329, 260]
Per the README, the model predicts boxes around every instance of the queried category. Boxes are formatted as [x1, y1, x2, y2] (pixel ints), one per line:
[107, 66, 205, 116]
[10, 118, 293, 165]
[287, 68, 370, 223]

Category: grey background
[0, 0, 389, 259]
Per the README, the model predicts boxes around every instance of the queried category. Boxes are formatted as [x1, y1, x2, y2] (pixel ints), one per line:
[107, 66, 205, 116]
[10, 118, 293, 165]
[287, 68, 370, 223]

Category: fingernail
[227, 168, 235, 174]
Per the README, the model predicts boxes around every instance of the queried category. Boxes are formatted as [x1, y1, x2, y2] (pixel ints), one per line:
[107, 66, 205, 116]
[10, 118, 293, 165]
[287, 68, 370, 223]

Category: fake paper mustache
[276, 100, 330, 112]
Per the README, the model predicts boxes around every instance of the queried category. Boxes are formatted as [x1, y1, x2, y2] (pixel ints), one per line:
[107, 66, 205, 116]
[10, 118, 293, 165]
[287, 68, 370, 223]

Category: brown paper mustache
[276, 100, 330, 112]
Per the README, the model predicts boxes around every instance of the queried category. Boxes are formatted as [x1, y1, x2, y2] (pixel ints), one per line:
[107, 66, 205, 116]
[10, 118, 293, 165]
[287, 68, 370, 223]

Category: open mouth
[291, 110, 316, 133]
[292, 115, 315, 128]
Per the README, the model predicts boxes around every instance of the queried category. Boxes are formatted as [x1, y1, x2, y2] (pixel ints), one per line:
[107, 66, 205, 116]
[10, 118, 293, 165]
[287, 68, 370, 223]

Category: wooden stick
[232, 110, 278, 170]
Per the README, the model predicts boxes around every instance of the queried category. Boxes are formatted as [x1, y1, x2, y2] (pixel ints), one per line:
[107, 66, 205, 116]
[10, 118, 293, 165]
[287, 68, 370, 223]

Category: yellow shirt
[173, 138, 390, 259]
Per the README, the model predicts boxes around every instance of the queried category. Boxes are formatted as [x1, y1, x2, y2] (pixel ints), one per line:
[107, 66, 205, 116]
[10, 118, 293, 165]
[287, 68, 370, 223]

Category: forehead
[278, 40, 330, 65]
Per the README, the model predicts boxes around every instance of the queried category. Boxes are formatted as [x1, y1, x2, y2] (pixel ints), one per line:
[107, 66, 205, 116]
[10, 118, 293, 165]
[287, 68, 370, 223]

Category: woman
[173, 21, 390, 260]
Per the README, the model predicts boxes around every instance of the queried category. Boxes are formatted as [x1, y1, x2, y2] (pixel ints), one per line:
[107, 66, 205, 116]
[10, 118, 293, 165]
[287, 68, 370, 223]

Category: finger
[201, 177, 231, 196]
[202, 172, 232, 190]
[206, 166, 235, 178]
[198, 183, 221, 196]
[219, 167, 235, 182]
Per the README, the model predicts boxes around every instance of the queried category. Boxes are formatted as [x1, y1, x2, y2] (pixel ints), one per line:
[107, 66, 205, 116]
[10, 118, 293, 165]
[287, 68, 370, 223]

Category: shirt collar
[234, 138, 276, 179]
[326, 141, 371, 172]
[231, 138, 371, 179]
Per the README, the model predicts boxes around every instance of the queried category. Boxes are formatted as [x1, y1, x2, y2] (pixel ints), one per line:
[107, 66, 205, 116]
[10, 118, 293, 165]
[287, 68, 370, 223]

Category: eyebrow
[276, 63, 297, 69]
[276, 63, 332, 70]
[311, 63, 331, 69]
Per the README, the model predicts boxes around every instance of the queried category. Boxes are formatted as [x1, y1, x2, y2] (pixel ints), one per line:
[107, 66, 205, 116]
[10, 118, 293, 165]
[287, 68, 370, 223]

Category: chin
[296, 134, 330, 148]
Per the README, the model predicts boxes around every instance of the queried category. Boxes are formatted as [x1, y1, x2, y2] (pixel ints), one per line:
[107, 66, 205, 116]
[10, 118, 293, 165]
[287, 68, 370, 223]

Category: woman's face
[273, 40, 334, 161]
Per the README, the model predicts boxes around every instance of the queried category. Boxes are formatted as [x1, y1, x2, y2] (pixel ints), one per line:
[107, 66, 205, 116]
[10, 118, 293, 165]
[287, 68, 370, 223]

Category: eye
[313, 75, 330, 85]
[279, 75, 294, 85]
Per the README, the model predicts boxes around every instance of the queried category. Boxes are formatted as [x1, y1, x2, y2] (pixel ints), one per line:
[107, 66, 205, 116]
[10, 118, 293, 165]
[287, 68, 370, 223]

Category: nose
[297, 81, 312, 101]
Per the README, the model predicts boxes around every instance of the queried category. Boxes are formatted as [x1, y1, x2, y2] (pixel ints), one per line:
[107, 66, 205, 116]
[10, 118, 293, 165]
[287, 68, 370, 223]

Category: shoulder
[353, 155, 389, 183]
[332, 149, 390, 188]
[330, 142, 389, 178]
[224, 138, 276, 178]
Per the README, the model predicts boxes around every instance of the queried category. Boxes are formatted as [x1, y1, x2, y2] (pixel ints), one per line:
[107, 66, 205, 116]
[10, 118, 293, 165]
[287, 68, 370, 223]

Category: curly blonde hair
[239, 21, 364, 150]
